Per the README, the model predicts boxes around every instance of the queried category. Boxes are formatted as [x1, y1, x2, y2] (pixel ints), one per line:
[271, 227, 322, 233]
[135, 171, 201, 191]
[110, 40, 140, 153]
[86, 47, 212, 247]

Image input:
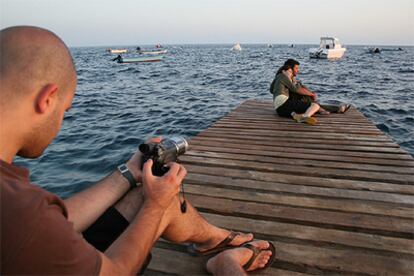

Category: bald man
[0, 26, 275, 275]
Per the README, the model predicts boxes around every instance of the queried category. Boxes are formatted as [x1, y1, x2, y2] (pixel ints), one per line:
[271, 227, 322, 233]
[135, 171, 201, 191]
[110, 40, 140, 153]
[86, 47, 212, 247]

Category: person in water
[0, 26, 275, 275]
[270, 59, 350, 124]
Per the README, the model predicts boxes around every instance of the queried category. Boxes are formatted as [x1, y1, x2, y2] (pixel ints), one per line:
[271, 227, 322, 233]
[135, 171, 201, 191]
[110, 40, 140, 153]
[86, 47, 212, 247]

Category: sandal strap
[242, 243, 261, 270]
[215, 231, 238, 248]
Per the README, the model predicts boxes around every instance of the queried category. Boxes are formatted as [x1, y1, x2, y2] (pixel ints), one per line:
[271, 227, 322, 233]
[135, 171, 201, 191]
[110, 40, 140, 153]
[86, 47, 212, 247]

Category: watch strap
[117, 164, 137, 189]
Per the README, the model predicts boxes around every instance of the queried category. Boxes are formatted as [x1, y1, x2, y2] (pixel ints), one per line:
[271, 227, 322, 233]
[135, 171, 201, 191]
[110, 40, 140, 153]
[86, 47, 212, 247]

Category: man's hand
[311, 92, 318, 101]
[142, 160, 187, 210]
[126, 137, 162, 183]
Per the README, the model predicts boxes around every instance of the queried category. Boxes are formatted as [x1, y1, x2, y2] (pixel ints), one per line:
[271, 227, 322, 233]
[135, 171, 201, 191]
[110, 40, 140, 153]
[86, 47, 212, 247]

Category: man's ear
[35, 84, 58, 113]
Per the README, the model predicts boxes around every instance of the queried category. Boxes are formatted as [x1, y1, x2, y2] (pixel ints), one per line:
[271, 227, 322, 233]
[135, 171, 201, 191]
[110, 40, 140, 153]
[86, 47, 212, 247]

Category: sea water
[15, 44, 414, 197]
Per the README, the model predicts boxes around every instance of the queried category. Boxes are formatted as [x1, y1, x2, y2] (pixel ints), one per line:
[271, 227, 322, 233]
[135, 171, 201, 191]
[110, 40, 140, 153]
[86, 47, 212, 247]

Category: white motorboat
[309, 37, 346, 59]
[231, 43, 242, 51]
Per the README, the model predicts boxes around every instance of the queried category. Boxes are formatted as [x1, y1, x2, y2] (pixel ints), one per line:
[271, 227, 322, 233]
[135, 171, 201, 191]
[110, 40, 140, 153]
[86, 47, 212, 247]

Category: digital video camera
[139, 137, 188, 176]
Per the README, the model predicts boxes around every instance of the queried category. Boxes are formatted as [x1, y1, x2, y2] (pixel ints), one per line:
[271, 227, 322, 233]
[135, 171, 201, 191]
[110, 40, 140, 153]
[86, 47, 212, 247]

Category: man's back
[0, 160, 101, 275]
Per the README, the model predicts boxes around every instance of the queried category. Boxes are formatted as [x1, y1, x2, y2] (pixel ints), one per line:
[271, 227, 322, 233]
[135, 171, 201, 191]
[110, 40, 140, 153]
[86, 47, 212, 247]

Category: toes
[232, 232, 254, 245]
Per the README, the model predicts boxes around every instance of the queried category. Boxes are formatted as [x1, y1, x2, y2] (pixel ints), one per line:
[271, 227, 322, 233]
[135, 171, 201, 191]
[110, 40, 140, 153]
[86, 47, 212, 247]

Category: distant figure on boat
[155, 43, 162, 48]
[270, 58, 351, 125]
[112, 55, 123, 63]
[136, 46, 142, 52]
[290, 44, 294, 48]
[368, 47, 381, 54]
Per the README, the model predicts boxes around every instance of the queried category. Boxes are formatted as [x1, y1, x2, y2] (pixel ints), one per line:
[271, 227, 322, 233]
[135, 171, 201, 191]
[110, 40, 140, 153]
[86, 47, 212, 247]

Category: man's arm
[64, 138, 161, 233]
[99, 160, 186, 275]
[295, 81, 318, 101]
[63, 169, 133, 233]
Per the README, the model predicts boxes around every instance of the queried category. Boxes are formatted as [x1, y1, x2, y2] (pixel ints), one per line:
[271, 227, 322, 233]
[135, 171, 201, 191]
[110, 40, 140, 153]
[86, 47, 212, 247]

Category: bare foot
[206, 240, 274, 275]
[194, 231, 254, 253]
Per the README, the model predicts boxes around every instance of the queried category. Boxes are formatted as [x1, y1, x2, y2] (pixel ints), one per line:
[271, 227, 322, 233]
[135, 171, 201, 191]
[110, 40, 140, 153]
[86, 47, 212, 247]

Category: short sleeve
[11, 200, 102, 275]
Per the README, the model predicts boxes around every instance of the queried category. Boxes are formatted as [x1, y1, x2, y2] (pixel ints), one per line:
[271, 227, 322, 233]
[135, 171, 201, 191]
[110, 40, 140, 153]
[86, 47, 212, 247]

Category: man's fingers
[177, 165, 187, 182]
[165, 162, 180, 178]
[142, 159, 154, 181]
[146, 136, 162, 144]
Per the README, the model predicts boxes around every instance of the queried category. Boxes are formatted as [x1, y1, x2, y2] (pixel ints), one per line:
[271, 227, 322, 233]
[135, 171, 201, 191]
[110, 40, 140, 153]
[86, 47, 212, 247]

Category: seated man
[0, 26, 275, 275]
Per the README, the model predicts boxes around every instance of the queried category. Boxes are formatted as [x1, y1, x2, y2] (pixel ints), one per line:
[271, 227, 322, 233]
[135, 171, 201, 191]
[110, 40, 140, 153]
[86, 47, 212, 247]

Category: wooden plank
[189, 143, 414, 168]
[186, 164, 414, 195]
[190, 133, 413, 162]
[150, 239, 414, 276]
[219, 117, 383, 128]
[187, 194, 414, 237]
[181, 155, 414, 184]
[212, 122, 383, 135]
[185, 173, 414, 204]
[193, 132, 400, 148]
[200, 127, 397, 144]
[148, 247, 310, 276]
[201, 213, 414, 255]
[184, 183, 413, 218]
[186, 149, 414, 175]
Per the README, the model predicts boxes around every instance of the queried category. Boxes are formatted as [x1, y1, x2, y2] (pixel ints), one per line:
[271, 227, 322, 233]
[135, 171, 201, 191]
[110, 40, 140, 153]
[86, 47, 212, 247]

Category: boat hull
[140, 50, 168, 55]
[118, 56, 163, 63]
[309, 47, 346, 59]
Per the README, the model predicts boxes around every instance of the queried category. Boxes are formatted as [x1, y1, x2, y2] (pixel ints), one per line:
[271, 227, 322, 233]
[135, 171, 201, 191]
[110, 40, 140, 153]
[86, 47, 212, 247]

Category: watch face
[118, 164, 128, 173]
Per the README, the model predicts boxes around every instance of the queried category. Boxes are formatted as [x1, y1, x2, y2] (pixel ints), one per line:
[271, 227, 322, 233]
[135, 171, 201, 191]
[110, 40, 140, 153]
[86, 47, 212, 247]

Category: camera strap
[180, 182, 187, 213]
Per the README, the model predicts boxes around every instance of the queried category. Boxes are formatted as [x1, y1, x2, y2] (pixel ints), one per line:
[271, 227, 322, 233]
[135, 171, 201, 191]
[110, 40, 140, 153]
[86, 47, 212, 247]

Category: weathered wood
[186, 149, 414, 175]
[201, 213, 414, 255]
[189, 143, 414, 167]
[186, 164, 414, 195]
[187, 194, 414, 237]
[185, 173, 414, 204]
[150, 100, 414, 275]
[184, 183, 414, 218]
[181, 155, 414, 184]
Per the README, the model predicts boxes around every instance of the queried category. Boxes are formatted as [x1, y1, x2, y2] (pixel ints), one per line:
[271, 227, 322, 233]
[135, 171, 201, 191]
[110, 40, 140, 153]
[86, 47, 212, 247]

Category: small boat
[107, 48, 128, 54]
[113, 55, 163, 63]
[368, 47, 381, 53]
[139, 49, 168, 55]
[309, 37, 346, 59]
[231, 43, 242, 51]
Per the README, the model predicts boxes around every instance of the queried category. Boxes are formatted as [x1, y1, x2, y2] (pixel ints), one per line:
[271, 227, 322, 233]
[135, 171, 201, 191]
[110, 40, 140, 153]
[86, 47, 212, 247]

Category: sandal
[292, 113, 318, 125]
[242, 241, 276, 272]
[187, 231, 253, 257]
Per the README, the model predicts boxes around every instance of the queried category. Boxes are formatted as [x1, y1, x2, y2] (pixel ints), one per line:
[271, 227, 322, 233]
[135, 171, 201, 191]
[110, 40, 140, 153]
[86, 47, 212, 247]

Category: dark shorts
[83, 207, 151, 273]
[276, 93, 311, 117]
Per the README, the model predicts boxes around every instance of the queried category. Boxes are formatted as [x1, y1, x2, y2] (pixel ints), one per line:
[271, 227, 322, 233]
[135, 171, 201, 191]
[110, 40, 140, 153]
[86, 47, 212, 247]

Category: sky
[1, 0, 413, 47]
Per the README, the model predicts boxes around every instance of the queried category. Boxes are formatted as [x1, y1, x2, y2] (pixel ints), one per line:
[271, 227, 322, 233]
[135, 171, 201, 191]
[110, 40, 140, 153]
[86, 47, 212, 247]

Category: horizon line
[69, 42, 414, 48]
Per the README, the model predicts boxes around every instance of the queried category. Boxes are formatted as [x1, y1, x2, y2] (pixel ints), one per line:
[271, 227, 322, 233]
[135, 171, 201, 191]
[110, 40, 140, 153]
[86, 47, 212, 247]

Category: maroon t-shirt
[0, 160, 102, 275]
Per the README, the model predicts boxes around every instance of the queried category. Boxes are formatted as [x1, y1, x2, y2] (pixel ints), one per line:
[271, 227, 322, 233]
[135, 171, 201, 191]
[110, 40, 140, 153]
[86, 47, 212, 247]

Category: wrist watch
[117, 164, 137, 189]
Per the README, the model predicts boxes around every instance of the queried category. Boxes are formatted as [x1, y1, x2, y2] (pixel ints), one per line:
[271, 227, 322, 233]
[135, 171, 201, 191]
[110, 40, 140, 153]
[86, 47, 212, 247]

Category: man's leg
[303, 103, 320, 117]
[114, 186, 253, 250]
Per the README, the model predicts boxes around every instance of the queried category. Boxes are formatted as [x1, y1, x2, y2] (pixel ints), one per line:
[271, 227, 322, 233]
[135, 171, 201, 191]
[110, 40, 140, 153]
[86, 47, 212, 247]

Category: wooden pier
[147, 100, 414, 275]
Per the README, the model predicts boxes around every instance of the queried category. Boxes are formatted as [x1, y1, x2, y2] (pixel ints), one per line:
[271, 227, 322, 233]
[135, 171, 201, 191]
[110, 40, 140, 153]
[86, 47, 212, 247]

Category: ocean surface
[15, 44, 414, 198]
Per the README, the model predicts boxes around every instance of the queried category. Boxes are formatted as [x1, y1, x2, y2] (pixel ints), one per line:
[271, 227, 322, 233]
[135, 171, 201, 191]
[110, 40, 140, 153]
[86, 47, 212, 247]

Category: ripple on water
[14, 44, 414, 197]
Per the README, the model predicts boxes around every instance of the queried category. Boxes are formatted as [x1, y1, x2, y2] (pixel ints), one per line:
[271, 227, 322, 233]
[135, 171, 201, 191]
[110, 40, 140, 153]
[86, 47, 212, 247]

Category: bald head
[0, 26, 76, 105]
